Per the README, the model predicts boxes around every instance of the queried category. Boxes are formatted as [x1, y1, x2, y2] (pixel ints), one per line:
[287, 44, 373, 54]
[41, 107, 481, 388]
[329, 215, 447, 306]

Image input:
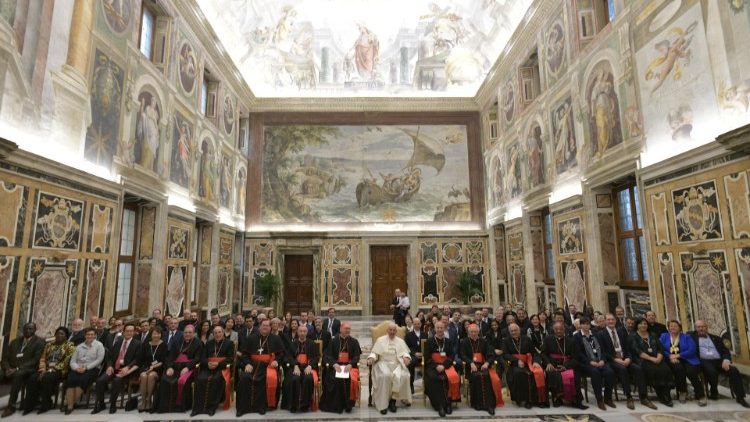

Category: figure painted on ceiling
[587, 66, 622, 158]
[347, 24, 379, 80]
[199, 139, 217, 203]
[644, 22, 697, 96]
[136, 91, 160, 172]
[507, 143, 521, 198]
[171, 116, 192, 188]
[236, 167, 246, 215]
[553, 99, 576, 174]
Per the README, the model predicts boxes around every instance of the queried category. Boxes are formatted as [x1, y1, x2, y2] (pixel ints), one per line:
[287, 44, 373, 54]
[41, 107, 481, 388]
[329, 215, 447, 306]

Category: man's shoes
[487, 408, 495, 415]
[698, 397, 707, 407]
[438, 408, 446, 418]
[91, 404, 103, 415]
[236, 411, 244, 417]
[552, 399, 562, 407]
[21, 409, 33, 416]
[380, 409, 387, 415]
[37, 406, 51, 415]
[64, 408, 73, 415]
[738, 398, 750, 408]
[597, 400, 606, 411]
[190, 410, 199, 417]
[345, 407, 352, 413]
[445, 404, 452, 415]
[574, 402, 589, 410]
[388, 399, 397, 413]
[640, 398, 657, 410]
[678, 391, 687, 403]
[538, 401, 550, 408]
[626, 398, 635, 410]
[259, 407, 266, 415]
[604, 398, 616, 408]
[108, 405, 116, 414]
[1, 407, 14, 418]
[709, 391, 720, 400]
[207, 408, 215, 416]
[524, 401, 532, 409]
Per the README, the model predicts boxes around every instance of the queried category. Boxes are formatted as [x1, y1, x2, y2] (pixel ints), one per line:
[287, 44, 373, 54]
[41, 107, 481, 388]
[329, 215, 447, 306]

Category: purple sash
[549, 353, 575, 402]
[175, 353, 194, 405]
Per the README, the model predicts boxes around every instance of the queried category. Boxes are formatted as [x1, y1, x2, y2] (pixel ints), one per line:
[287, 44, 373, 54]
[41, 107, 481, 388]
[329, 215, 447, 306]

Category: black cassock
[459, 337, 496, 410]
[281, 338, 320, 412]
[155, 338, 202, 413]
[192, 339, 233, 415]
[540, 334, 581, 404]
[236, 333, 285, 415]
[502, 336, 542, 404]
[319, 335, 361, 414]
[424, 336, 459, 411]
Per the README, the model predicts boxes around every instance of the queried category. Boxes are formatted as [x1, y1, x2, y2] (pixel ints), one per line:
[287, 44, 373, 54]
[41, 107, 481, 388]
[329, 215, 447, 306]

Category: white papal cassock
[368, 334, 412, 411]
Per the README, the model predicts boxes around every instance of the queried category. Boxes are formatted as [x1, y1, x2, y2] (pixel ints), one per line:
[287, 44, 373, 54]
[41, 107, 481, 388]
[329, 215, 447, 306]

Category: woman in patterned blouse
[21, 327, 76, 415]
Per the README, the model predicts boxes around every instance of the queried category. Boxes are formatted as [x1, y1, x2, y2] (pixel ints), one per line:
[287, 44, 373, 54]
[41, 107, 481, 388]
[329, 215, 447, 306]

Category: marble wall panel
[0, 181, 26, 247]
[680, 251, 730, 339]
[650, 192, 671, 246]
[165, 264, 186, 317]
[493, 226, 506, 281]
[0, 256, 15, 333]
[558, 216, 584, 255]
[623, 290, 651, 318]
[530, 227, 544, 283]
[136, 263, 151, 316]
[331, 268, 353, 305]
[138, 206, 156, 260]
[561, 259, 586, 310]
[511, 263, 525, 305]
[218, 267, 230, 306]
[724, 171, 750, 239]
[200, 225, 212, 264]
[26, 258, 77, 338]
[198, 266, 210, 306]
[672, 180, 723, 242]
[321, 240, 360, 307]
[598, 212, 619, 285]
[85, 259, 106, 320]
[658, 253, 679, 321]
[735, 248, 750, 344]
[88, 204, 112, 253]
[32, 192, 84, 251]
[246, 241, 275, 306]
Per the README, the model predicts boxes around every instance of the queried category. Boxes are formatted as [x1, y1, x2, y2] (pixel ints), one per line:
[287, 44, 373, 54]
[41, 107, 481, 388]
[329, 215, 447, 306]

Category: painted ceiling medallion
[199, 0, 532, 98]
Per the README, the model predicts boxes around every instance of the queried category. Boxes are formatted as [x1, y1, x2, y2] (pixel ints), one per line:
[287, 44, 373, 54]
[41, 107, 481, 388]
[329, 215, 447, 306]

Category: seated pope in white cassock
[367, 323, 413, 414]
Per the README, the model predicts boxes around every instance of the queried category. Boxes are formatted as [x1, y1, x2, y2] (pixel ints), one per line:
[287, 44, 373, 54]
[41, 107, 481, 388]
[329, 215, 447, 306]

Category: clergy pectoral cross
[258, 348, 264, 354]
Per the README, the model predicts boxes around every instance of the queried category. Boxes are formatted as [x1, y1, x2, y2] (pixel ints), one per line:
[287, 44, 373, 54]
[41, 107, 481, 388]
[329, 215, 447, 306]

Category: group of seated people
[0, 304, 747, 418]
[388, 303, 749, 417]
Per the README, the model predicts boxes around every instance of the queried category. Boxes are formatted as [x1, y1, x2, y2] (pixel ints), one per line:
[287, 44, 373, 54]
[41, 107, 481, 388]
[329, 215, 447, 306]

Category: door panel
[283, 255, 313, 315]
[371, 246, 408, 314]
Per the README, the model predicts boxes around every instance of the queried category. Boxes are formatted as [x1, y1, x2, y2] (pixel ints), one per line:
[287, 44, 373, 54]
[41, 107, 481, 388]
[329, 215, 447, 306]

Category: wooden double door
[283, 254, 313, 315]
[371, 245, 408, 315]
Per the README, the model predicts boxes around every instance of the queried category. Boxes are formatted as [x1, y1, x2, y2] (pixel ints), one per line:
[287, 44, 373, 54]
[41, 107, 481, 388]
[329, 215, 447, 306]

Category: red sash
[251, 354, 278, 408]
[430, 353, 460, 400]
[174, 353, 195, 405]
[472, 352, 485, 363]
[296, 353, 320, 411]
[549, 353, 576, 402]
[338, 352, 359, 402]
[470, 352, 503, 407]
[513, 353, 546, 403]
[208, 357, 232, 410]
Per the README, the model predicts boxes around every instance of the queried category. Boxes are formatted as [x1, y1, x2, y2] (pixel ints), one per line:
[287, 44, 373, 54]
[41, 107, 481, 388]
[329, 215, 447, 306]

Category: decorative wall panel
[0, 181, 26, 248]
[217, 231, 234, 312]
[553, 208, 588, 310]
[32, 192, 84, 251]
[321, 240, 361, 307]
[245, 240, 276, 307]
[650, 192, 671, 246]
[644, 157, 750, 362]
[417, 238, 489, 305]
[598, 212, 619, 285]
[164, 217, 193, 317]
[506, 227, 524, 306]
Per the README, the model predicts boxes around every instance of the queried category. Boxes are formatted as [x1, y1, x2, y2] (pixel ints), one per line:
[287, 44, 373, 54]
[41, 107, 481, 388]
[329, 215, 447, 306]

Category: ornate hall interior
[0, 0, 749, 421]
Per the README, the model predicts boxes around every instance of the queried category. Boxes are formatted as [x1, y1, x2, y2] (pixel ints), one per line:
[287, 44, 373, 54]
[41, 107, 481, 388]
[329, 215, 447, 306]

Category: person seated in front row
[540, 321, 587, 409]
[690, 320, 749, 408]
[155, 324, 201, 413]
[573, 317, 615, 411]
[503, 323, 547, 409]
[191, 325, 234, 417]
[319, 322, 361, 414]
[424, 321, 460, 417]
[660, 320, 706, 406]
[628, 317, 674, 407]
[137, 327, 169, 412]
[63, 328, 105, 414]
[280, 324, 319, 413]
[93, 322, 140, 414]
[236, 319, 285, 416]
[21, 326, 74, 415]
[405, 318, 427, 394]
[460, 323, 503, 415]
[367, 322, 412, 414]
[1, 322, 45, 418]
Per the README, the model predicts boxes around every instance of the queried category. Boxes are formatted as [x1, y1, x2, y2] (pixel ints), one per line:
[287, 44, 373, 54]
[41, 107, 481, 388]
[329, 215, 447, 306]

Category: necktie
[115, 340, 128, 370]
[611, 329, 621, 357]
[329, 319, 333, 334]
[168, 331, 174, 345]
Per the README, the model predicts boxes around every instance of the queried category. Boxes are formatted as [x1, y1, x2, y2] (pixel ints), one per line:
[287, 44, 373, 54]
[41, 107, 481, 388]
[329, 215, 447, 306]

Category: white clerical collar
[414, 330, 421, 336]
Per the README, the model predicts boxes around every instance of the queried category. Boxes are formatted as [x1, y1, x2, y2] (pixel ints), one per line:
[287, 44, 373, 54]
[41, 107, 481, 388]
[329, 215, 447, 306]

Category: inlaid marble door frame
[642, 157, 750, 363]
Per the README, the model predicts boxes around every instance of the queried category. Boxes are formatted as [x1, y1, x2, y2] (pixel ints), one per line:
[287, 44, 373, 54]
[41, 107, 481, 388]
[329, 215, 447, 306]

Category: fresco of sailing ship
[356, 128, 445, 207]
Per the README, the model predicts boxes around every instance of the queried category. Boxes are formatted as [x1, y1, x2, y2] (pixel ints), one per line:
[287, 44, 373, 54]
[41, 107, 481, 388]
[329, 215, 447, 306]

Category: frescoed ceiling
[198, 0, 532, 98]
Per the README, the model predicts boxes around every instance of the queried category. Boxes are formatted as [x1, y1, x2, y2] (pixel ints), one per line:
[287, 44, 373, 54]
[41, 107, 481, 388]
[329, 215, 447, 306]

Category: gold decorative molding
[0, 137, 18, 159]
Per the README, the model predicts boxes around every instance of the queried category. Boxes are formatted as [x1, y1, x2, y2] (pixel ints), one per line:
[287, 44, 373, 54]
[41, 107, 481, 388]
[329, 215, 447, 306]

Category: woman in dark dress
[526, 314, 546, 354]
[486, 319, 504, 365]
[155, 324, 202, 413]
[198, 320, 211, 344]
[628, 318, 674, 407]
[138, 327, 169, 412]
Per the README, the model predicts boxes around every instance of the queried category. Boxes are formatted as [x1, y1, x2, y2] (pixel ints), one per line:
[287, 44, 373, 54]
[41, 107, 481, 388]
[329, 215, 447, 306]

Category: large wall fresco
[199, 0, 532, 97]
[262, 124, 472, 224]
[644, 157, 750, 360]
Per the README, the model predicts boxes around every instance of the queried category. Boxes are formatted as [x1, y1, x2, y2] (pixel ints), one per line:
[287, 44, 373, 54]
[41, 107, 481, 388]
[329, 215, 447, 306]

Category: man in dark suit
[69, 318, 86, 345]
[614, 306, 626, 330]
[690, 320, 749, 407]
[1, 323, 45, 417]
[596, 314, 655, 410]
[164, 318, 183, 352]
[473, 310, 489, 337]
[448, 311, 462, 340]
[93, 323, 141, 414]
[322, 307, 341, 337]
[312, 318, 332, 353]
[238, 314, 258, 347]
[138, 319, 151, 343]
[573, 318, 615, 411]
[645, 310, 667, 337]
[177, 309, 196, 332]
[563, 304, 578, 328]
[405, 318, 428, 394]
